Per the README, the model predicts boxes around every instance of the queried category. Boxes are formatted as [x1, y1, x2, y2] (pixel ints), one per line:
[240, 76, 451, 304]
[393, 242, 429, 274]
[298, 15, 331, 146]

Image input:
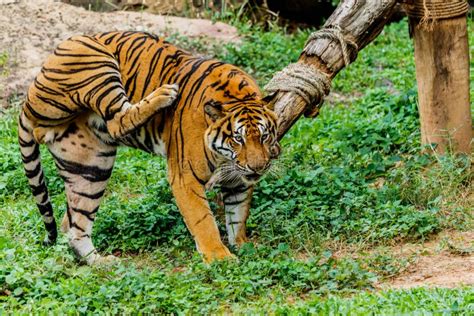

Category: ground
[379, 231, 474, 289]
[0, 0, 473, 313]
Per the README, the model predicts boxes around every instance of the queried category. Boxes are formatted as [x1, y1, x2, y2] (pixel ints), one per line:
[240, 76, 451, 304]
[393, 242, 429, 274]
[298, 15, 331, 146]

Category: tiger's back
[19, 31, 279, 264]
[25, 32, 182, 128]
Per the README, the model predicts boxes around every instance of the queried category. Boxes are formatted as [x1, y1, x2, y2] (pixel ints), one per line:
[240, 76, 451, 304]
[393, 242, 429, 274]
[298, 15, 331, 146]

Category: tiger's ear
[261, 92, 277, 110]
[204, 101, 226, 122]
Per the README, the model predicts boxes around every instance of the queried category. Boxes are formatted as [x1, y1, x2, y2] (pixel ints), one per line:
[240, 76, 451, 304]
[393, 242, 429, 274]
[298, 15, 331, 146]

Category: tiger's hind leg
[46, 116, 117, 265]
[30, 36, 178, 141]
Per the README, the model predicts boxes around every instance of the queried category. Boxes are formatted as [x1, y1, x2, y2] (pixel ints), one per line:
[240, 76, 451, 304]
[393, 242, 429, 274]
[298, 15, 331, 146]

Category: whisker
[206, 161, 246, 189]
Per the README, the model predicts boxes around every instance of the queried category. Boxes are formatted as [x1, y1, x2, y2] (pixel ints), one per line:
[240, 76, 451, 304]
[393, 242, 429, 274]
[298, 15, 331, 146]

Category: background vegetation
[0, 12, 473, 313]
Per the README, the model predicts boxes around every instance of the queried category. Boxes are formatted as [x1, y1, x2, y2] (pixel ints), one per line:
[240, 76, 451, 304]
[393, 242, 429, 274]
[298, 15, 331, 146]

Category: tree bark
[273, 0, 399, 139]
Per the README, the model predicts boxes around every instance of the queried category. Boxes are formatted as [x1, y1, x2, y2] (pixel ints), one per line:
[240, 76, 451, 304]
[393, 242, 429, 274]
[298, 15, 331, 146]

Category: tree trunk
[272, 0, 399, 139]
[409, 10, 472, 153]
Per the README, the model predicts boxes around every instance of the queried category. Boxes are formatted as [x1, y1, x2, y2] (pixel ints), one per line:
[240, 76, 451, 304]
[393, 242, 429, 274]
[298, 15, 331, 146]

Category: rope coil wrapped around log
[403, 0, 469, 26]
[264, 26, 357, 117]
[303, 25, 358, 67]
[264, 63, 331, 116]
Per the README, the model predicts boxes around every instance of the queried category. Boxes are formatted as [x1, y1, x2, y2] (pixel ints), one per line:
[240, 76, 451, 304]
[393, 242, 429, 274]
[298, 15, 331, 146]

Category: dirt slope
[0, 0, 238, 106]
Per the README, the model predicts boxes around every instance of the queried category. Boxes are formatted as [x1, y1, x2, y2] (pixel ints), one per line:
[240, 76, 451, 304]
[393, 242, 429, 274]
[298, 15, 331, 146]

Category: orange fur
[19, 31, 280, 264]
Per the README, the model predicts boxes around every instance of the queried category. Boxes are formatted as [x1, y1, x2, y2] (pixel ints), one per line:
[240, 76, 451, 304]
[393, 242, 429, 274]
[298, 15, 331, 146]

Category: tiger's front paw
[85, 253, 120, 266]
[201, 244, 236, 263]
[146, 83, 179, 112]
[234, 234, 249, 246]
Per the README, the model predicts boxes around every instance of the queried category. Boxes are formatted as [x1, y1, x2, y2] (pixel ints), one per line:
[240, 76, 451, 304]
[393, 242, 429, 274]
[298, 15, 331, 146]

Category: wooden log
[272, 0, 399, 139]
[409, 7, 472, 153]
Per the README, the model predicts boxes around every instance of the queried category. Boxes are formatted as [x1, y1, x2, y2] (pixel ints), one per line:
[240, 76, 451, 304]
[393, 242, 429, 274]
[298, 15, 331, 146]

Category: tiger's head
[204, 99, 280, 185]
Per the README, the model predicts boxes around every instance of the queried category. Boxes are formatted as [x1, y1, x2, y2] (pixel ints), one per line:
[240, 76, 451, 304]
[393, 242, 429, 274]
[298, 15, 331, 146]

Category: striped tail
[18, 110, 57, 245]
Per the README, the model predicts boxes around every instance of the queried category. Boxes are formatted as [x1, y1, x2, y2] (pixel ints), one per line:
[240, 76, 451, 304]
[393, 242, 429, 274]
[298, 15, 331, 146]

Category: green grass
[1, 19, 473, 313]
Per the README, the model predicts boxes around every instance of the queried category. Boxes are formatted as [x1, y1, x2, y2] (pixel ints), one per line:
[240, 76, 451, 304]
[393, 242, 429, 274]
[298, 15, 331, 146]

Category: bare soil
[382, 231, 474, 289]
[327, 230, 474, 289]
[0, 0, 238, 106]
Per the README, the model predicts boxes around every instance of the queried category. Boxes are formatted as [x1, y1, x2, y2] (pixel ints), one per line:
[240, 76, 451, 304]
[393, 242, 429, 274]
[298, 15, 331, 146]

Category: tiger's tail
[18, 110, 57, 245]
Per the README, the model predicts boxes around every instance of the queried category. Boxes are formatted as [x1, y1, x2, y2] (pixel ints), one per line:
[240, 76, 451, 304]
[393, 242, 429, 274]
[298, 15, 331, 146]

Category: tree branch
[273, 0, 398, 139]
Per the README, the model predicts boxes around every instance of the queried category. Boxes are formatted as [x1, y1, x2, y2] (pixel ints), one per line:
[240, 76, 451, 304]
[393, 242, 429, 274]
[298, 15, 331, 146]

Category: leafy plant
[0, 18, 473, 313]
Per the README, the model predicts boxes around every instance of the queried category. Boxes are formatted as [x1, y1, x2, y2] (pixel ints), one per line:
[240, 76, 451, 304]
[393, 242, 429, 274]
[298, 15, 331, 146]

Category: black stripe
[34, 78, 64, 96]
[70, 222, 85, 232]
[19, 136, 35, 147]
[60, 60, 118, 68]
[71, 206, 99, 221]
[62, 71, 117, 92]
[72, 189, 105, 200]
[72, 38, 114, 57]
[102, 31, 120, 44]
[21, 145, 40, 164]
[18, 115, 30, 132]
[97, 150, 117, 157]
[222, 185, 250, 194]
[190, 187, 207, 201]
[224, 199, 247, 206]
[188, 162, 206, 186]
[221, 185, 251, 201]
[45, 221, 58, 242]
[42, 63, 116, 75]
[104, 95, 127, 121]
[40, 191, 49, 204]
[238, 79, 248, 90]
[66, 207, 86, 232]
[125, 36, 147, 63]
[24, 163, 42, 178]
[38, 203, 53, 216]
[25, 101, 67, 122]
[228, 221, 242, 225]
[142, 48, 164, 99]
[55, 123, 78, 142]
[85, 76, 122, 107]
[39, 203, 58, 244]
[195, 213, 211, 226]
[30, 181, 47, 196]
[35, 95, 75, 114]
[95, 84, 124, 111]
[51, 152, 113, 182]
[216, 80, 229, 91]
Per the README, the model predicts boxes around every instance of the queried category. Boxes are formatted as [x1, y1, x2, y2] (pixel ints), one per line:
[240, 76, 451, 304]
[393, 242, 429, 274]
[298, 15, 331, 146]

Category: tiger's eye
[234, 134, 243, 143]
[261, 133, 269, 141]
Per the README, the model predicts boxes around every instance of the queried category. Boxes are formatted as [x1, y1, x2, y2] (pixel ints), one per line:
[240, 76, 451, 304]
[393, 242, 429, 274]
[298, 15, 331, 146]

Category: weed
[0, 51, 9, 76]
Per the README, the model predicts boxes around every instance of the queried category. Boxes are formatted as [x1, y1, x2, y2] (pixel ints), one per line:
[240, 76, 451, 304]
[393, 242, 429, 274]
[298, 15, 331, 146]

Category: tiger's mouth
[243, 173, 261, 182]
[234, 164, 264, 183]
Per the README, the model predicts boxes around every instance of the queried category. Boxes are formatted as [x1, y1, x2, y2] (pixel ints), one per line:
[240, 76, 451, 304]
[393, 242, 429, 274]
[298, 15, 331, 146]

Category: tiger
[18, 31, 281, 264]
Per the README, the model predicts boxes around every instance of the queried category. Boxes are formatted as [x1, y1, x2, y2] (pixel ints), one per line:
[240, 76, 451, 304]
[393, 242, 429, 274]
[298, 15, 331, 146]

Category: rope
[264, 63, 331, 107]
[264, 25, 358, 117]
[303, 25, 358, 67]
[404, 0, 469, 23]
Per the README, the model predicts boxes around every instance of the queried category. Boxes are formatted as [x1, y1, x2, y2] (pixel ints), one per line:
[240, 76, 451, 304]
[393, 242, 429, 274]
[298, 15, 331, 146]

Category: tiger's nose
[247, 161, 270, 174]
